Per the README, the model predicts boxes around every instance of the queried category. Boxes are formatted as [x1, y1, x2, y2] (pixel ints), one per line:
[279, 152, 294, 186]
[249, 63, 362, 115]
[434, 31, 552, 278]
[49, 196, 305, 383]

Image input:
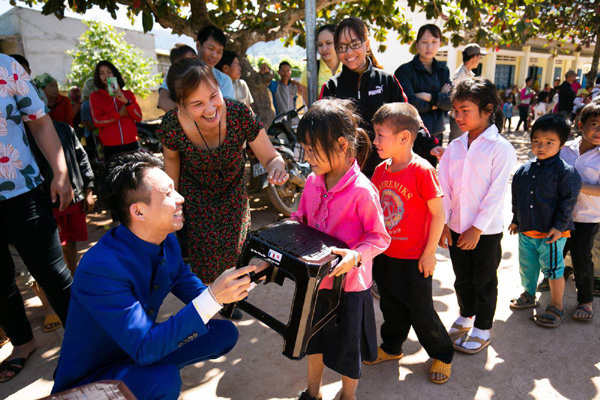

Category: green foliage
[66, 20, 161, 98]
[248, 55, 303, 80]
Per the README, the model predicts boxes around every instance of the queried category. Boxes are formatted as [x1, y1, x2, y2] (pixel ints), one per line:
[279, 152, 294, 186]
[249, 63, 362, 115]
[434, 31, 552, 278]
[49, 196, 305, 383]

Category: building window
[554, 67, 562, 81]
[495, 64, 514, 90]
[528, 66, 544, 89]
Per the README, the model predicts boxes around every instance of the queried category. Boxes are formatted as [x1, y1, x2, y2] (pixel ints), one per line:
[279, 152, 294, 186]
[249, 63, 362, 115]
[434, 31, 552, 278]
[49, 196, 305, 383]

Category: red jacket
[90, 89, 142, 146]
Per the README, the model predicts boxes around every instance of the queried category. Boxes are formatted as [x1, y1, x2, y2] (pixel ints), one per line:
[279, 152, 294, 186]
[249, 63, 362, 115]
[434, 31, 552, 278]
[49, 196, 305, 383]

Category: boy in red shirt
[365, 103, 453, 384]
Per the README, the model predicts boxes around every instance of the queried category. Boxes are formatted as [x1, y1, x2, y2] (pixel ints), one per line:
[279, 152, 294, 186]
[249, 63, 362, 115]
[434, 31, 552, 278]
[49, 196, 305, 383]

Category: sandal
[448, 322, 471, 343]
[429, 359, 452, 384]
[43, 313, 62, 333]
[593, 277, 600, 297]
[363, 346, 403, 365]
[297, 389, 322, 400]
[572, 303, 594, 321]
[510, 292, 539, 309]
[537, 278, 550, 292]
[0, 357, 28, 383]
[534, 305, 564, 328]
[0, 337, 9, 348]
[454, 335, 491, 354]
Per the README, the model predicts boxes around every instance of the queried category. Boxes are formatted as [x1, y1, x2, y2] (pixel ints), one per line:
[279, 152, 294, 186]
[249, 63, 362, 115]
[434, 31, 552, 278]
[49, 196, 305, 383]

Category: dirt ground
[1, 126, 599, 400]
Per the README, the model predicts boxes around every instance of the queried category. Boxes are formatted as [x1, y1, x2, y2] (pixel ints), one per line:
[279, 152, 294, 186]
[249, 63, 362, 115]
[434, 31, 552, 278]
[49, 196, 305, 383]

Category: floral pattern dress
[0, 54, 46, 201]
[157, 99, 262, 282]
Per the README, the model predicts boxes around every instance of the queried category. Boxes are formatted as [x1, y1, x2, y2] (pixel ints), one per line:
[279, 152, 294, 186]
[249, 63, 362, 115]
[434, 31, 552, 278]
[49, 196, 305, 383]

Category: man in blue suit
[52, 152, 256, 399]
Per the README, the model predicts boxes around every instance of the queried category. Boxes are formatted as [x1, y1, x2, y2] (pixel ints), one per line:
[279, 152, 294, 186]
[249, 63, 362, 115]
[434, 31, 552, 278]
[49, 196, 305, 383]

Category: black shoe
[564, 267, 573, 281]
[220, 308, 243, 320]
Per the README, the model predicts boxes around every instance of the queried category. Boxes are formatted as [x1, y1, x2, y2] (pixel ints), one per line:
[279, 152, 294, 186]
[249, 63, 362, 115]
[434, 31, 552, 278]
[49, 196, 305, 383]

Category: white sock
[449, 316, 473, 333]
[461, 327, 490, 350]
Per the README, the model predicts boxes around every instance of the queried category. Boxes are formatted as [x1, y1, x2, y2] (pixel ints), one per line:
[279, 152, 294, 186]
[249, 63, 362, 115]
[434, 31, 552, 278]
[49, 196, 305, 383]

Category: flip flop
[429, 359, 452, 384]
[572, 303, 594, 321]
[454, 335, 491, 354]
[448, 322, 471, 343]
[534, 305, 564, 328]
[0, 358, 27, 383]
[43, 314, 62, 333]
[0, 337, 9, 348]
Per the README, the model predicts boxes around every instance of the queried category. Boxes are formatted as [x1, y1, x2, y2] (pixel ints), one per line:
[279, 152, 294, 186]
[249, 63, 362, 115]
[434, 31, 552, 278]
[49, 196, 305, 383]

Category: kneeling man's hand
[210, 265, 257, 305]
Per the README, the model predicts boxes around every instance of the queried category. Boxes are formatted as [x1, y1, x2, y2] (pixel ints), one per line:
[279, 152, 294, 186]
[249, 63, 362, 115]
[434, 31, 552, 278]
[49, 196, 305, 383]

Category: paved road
[1, 128, 599, 400]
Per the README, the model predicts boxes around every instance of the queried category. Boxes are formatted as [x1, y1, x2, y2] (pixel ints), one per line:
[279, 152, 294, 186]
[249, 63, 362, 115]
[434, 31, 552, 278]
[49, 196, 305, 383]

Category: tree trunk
[585, 35, 599, 87]
[239, 56, 275, 128]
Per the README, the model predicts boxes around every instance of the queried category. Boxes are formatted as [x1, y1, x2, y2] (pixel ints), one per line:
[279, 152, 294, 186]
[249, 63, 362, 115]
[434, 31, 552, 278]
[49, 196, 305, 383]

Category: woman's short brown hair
[166, 58, 219, 104]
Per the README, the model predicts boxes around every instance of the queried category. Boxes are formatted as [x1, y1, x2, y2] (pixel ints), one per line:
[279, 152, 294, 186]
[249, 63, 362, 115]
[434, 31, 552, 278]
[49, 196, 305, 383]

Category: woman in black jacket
[395, 24, 452, 156]
[321, 17, 441, 178]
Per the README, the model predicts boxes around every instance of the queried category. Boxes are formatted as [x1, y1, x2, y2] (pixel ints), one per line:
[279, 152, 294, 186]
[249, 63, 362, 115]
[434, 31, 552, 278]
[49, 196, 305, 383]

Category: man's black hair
[279, 61, 291, 70]
[197, 26, 226, 47]
[215, 50, 238, 72]
[99, 152, 163, 226]
[9, 54, 29, 71]
[530, 114, 570, 146]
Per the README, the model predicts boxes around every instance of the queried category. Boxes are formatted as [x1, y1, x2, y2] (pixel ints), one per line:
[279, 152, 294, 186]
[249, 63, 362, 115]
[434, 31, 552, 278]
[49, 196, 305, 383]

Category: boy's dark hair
[169, 44, 196, 64]
[451, 77, 502, 131]
[530, 114, 570, 146]
[99, 152, 163, 226]
[297, 98, 371, 168]
[9, 54, 29, 71]
[537, 91, 549, 104]
[167, 58, 218, 104]
[372, 103, 420, 140]
[93, 60, 125, 91]
[525, 77, 534, 85]
[215, 50, 238, 72]
[580, 101, 600, 125]
[197, 26, 226, 47]
[278, 61, 291, 70]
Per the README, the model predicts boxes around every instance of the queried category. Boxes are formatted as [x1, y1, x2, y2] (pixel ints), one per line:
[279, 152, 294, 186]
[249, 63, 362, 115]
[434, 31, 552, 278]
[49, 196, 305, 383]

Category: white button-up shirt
[560, 138, 600, 223]
[439, 124, 517, 234]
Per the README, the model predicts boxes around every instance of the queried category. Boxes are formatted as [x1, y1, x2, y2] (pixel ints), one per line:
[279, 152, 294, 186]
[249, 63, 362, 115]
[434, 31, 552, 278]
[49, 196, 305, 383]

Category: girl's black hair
[451, 77, 503, 131]
[537, 91, 549, 104]
[317, 24, 336, 37]
[94, 60, 126, 91]
[297, 98, 371, 168]
[333, 17, 383, 70]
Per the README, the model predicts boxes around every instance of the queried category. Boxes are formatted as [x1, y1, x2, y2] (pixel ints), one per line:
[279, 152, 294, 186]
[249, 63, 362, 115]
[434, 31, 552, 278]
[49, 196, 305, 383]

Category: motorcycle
[248, 106, 310, 217]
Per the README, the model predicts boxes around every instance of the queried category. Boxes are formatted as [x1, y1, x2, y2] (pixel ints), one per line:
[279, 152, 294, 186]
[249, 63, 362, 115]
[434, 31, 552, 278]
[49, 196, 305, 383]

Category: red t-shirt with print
[371, 155, 443, 259]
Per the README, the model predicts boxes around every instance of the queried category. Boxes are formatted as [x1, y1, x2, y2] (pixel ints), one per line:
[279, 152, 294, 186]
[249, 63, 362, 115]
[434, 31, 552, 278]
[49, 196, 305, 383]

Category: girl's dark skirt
[306, 289, 378, 379]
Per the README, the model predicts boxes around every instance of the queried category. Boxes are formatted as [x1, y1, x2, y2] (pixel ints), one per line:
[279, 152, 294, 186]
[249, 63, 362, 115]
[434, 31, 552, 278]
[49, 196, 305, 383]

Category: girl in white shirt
[439, 77, 517, 355]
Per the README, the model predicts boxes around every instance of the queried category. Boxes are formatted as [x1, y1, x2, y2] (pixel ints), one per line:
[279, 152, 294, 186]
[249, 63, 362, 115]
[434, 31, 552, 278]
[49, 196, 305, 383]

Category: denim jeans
[0, 186, 72, 345]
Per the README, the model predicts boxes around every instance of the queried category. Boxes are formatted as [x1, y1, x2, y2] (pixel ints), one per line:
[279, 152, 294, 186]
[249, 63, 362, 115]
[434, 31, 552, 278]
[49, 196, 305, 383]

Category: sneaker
[371, 282, 380, 299]
[363, 346, 403, 365]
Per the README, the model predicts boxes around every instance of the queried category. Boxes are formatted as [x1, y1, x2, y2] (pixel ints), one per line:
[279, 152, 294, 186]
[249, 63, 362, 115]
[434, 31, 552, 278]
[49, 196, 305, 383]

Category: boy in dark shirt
[508, 114, 581, 327]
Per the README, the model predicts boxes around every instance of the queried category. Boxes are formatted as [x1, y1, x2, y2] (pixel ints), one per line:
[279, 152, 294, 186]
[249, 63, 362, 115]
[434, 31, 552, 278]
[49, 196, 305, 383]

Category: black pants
[564, 222, 600, 304]
[515, 105, 529, 131]
[103, 141, 141, 163]
[448, 230, 502, 330]
[373, 254, 454, 364]
[0, 187, 72, 345]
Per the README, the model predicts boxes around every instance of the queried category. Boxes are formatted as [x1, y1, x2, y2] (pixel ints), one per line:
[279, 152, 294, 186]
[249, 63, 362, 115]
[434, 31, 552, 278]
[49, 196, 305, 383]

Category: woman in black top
[395, 24, 452, 156]
[321, 17, 441, 177]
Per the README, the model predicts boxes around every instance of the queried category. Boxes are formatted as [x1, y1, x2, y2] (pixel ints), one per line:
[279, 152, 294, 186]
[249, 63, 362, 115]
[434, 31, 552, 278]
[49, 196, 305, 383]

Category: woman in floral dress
[157, 59, 288, 284]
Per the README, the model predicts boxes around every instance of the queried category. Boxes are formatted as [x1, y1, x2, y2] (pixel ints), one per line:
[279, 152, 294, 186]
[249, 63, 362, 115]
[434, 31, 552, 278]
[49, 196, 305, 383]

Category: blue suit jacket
[53, 225, 209, 393]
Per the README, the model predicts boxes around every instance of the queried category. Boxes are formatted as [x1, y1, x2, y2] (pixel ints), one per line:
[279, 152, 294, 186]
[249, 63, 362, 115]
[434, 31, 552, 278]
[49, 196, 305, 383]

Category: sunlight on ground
[530, 379, 568, 399]
[474, 386, 495, 399]
[484, 347, 504, 372]
[182, 369, 226, 399]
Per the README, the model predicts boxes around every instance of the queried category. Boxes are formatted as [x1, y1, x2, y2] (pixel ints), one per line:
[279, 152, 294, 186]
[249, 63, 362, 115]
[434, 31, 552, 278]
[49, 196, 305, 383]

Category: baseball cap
[463, 43, 488, 57]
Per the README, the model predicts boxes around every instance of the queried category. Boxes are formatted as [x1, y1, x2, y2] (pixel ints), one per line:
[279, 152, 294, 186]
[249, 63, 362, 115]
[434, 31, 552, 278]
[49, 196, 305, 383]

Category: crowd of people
[0, 14, 599, 400]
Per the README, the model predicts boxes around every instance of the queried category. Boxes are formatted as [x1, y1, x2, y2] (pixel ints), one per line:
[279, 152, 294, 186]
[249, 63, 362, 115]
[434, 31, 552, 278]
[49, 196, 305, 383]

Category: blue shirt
[53, 224, 211, 393]
[160, 67, 235, 99]
[511, 153, 581, 233]
[0, 54, 46, 200]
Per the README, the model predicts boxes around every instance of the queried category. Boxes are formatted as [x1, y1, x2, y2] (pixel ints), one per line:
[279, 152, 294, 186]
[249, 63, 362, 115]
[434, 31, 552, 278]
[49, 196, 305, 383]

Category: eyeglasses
[336, 40, 363, 54]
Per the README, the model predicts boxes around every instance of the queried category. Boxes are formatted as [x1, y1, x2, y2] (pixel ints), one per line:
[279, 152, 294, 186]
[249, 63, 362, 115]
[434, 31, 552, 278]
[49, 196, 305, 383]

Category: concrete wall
[0, 7, 159, 88]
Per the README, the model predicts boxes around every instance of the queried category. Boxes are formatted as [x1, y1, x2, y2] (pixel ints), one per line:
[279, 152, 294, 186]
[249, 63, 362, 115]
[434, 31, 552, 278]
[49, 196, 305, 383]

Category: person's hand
[266, 157, 289, 185]
[508, 223, 518, 235]
[457, 226, 482, 250]
[430, 146, 445, 159]
[418, 252, 436, 278]
[115, 90, 128, 104]
[439, 224, 452, 249]
[546, 228, 562, 244]
[118, 106, 128, 117]
[416, 92, 432, 102]
[84, 188, 95, 213]
[441, 83, 452, 94]
[259, 63, 270, 75]
[210, 265, 257, 304]
[328, 247, 361, 278]
[51, 173, 73, 211]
